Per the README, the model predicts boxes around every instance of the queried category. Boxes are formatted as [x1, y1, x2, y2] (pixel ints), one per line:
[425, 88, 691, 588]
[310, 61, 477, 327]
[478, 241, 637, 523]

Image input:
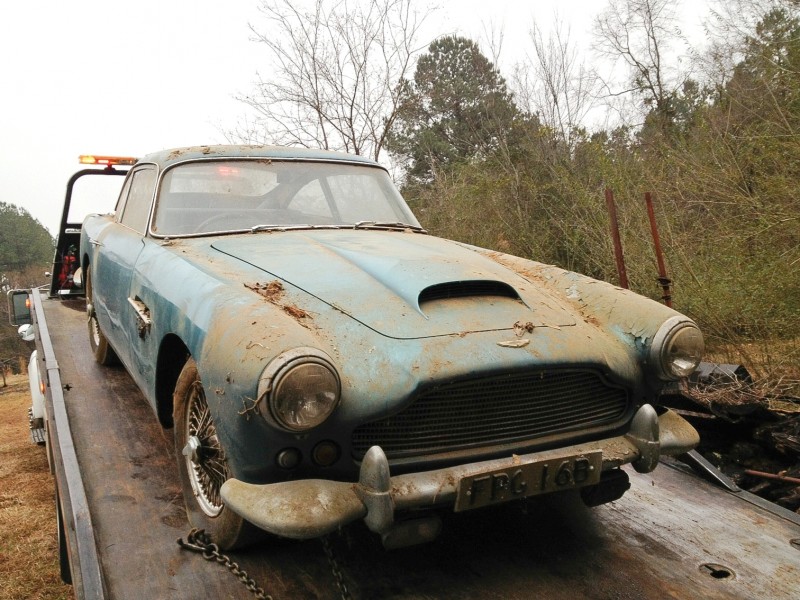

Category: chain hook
[176, 528, 213, 553]
[177, 528, 271, 599]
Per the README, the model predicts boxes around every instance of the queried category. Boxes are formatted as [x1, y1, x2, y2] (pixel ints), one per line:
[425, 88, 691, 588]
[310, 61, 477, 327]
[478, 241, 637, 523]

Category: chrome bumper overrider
[221, 405, 698, 548]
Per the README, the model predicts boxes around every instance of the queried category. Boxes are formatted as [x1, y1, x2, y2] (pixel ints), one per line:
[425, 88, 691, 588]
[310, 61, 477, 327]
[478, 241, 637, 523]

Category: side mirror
[18, 324, 35, 341]
[7, 289, 32, 325]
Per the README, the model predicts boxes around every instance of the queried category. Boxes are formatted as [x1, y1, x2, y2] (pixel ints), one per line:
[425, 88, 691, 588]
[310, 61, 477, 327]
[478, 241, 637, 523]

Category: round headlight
[257, 349, 340, 432]
[650, 317, 705, 380]
[273, 362, 339, 431]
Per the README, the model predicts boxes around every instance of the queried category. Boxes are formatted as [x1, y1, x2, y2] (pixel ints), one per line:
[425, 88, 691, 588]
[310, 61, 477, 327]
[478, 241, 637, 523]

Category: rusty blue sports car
[79, 145, 703, 549]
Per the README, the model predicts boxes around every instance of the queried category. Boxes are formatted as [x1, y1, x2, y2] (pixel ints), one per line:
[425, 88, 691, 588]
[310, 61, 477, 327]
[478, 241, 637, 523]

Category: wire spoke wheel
[86, 270, 101, 345]
[184, 380, 229, 517]
[174, 358, 261, 549]
[88, 309, 102, 348]
[84, 267, 118, 365]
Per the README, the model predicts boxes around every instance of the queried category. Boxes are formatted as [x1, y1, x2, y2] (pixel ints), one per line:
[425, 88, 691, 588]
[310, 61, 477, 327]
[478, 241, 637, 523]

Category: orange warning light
[79, 155, 138, 166]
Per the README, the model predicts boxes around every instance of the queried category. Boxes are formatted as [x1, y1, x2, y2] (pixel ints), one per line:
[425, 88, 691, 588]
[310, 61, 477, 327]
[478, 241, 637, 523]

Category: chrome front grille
[351, 369, 630, 461]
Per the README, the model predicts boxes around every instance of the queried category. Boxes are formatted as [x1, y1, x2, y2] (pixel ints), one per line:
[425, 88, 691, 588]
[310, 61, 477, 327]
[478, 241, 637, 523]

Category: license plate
[454, 451, 603, 512]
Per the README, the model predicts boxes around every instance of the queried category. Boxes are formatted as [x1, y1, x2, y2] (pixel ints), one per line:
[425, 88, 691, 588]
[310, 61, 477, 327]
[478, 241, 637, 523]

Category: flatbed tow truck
[8, 159, 800, 599]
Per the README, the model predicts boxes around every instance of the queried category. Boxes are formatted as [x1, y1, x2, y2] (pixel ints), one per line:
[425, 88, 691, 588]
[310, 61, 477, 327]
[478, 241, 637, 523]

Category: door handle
[128, 297, 152, 339]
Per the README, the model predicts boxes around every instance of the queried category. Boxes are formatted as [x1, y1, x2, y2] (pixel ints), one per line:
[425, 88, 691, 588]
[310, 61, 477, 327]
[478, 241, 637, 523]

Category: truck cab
[49, 155, 136, 298]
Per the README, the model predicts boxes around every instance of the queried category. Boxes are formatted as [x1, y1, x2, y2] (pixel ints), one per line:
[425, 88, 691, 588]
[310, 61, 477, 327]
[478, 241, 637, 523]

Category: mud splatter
[245, 280, 313, 326]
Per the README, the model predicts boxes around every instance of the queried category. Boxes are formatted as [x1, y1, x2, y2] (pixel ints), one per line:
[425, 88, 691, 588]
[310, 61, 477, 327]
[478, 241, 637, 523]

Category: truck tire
[173, 358, 260, 550]
[85, 269, 119, 366]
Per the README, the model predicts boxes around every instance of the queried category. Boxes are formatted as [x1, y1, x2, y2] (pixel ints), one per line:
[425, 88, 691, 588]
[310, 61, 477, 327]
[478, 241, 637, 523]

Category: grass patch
[0, 374, 73, 600]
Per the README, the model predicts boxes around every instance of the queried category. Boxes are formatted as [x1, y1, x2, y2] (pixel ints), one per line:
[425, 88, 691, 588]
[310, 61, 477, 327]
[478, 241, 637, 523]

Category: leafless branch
[232, 0, 432, 162]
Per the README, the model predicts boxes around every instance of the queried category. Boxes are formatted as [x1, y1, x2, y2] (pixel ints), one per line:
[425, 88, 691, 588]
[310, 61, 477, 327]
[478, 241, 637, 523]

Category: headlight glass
[652, 318, 704, 380]
[664, 326, 705, 378]
[272, 362, 339, 431]
[258, 349, 340, 432]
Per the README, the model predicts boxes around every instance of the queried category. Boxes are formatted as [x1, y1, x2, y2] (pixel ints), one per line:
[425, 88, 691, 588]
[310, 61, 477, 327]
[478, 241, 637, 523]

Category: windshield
[151, 160, 421, 236]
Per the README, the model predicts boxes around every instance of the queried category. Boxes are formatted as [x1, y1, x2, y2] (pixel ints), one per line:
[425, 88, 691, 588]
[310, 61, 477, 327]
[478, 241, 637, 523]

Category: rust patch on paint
[246, 280, 312, 325]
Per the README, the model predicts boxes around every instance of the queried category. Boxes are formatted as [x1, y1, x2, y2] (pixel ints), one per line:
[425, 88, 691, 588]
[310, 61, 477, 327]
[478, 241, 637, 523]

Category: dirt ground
[0, 374, 73, 600]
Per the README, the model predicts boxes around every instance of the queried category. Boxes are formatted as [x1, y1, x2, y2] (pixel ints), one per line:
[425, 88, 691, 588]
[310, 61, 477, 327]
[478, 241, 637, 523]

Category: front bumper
[221, 405, 698, 548]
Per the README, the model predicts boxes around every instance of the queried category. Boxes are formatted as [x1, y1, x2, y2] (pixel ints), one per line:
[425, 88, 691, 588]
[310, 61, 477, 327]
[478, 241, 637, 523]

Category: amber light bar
[79, 155, 138, 166]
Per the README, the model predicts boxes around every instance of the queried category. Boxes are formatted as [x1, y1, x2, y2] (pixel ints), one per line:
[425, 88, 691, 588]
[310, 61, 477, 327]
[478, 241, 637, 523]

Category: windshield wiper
[250, 224, 348, 233]
[353, 221, 427, 233]
[248, 222, 426, 233]
[251, 224, 289, 232]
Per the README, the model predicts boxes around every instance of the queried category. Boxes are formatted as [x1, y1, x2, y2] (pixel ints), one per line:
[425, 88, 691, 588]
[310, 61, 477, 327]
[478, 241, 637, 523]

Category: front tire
[173, 359, 256, 549]
[85, 269, 119, 366]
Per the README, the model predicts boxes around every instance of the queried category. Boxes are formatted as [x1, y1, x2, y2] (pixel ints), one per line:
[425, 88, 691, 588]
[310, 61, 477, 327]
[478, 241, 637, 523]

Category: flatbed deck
[38, 294, 800, 599]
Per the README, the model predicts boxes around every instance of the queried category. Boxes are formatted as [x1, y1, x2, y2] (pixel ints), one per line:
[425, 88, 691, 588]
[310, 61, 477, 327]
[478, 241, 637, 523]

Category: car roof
[140, 145, 382, 169]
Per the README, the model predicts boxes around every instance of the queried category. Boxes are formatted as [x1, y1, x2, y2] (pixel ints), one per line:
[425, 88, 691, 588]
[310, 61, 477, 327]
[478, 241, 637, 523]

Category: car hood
[211, 231, 576, 339]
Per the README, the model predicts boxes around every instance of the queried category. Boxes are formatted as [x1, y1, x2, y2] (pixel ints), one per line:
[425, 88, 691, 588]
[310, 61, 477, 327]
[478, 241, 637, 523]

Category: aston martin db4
[79, 145, 703, 549]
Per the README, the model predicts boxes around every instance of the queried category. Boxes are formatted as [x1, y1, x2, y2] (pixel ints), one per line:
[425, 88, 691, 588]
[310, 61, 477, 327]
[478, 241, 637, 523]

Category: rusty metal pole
[744, 469, 800, 485]
[604, 188, 629, 289]
[644, 192, 673, 307]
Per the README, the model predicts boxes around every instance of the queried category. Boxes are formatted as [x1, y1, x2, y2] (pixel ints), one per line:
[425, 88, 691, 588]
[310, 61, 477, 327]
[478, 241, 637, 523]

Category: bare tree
[231, 0, 430, 162]
[513, 16, 600, 149]
[703, 0, 798, 87]
[593, 0, 687, 124]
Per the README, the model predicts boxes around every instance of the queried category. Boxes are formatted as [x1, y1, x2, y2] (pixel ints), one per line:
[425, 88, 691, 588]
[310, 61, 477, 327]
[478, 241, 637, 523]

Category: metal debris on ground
[670, 362, 800, 514]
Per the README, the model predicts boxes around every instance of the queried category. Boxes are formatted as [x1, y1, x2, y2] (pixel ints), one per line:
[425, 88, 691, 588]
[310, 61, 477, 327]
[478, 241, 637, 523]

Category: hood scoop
[419, 280, 521, 305]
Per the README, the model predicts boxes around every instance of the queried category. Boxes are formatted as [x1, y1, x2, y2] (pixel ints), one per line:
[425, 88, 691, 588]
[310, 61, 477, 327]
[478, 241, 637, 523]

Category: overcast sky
[0, 0, 708, 236]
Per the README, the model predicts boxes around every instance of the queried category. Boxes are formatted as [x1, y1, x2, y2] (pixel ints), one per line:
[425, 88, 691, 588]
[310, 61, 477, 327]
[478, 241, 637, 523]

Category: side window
[119, 167, 157, 233]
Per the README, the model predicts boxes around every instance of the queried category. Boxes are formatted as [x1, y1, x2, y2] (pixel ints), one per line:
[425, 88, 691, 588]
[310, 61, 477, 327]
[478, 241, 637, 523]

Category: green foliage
[394, 10, 800, 383]
[0, 202, 54, 278]
[387, 36, 520, 182]
[0, 203, 53, 364]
